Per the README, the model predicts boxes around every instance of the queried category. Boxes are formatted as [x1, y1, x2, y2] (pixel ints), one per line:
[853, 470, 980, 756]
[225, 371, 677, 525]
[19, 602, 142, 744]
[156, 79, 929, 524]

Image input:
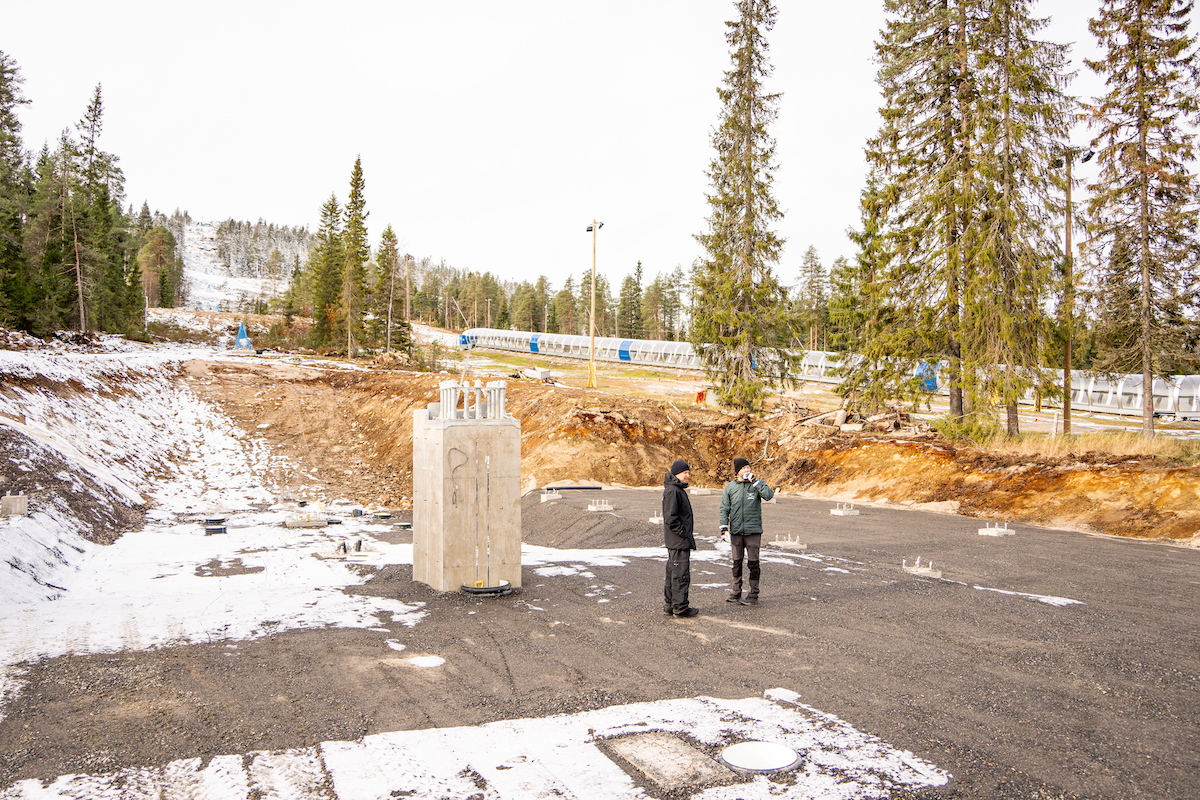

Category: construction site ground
[2, 327, 1199, 799]
[2, 486, 1197, 798]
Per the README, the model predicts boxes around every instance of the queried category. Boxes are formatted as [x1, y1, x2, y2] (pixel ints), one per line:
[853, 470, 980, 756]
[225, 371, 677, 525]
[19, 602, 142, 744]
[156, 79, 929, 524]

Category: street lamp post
[487, 298, 491, 328]
[1055, 146, 1093, 436]
[585, 220, 603, 389]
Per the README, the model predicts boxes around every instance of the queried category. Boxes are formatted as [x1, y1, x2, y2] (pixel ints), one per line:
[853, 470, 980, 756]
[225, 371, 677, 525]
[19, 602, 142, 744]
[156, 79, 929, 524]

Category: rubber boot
[740, 561, 760, 605]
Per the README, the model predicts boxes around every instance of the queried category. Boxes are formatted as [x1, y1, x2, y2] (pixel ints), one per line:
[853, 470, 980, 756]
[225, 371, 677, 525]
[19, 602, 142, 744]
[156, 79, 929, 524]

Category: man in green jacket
[719, 457, 774, 605]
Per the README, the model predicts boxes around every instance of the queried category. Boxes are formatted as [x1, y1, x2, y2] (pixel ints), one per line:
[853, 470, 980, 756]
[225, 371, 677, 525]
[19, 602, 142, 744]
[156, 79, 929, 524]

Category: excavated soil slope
[186, 359, 1200, 543]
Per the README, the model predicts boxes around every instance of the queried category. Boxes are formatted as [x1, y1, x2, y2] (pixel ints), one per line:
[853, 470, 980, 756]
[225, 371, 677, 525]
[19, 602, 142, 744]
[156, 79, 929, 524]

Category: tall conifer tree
[341, 157, 369, 356]
[866, 0, 1070, 432]
[309, 194, 343, 345]
[0, 52, 30, 328]
[692, 0, 800, 410]
[965, 0, 1071, 434]
[1086, 0, 1200, 436]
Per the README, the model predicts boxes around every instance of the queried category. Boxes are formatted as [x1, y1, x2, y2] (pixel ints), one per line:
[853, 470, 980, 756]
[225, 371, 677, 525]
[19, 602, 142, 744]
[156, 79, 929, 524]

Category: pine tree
[1086, 0, 1200, 436]
[137, 226, 179, 308]
[553, 278, 576, 334]
[75, 84, 106, 205]
[691, 0, 800, 410]
[340, 157, 369, 356]
[533, 275, 551, 332]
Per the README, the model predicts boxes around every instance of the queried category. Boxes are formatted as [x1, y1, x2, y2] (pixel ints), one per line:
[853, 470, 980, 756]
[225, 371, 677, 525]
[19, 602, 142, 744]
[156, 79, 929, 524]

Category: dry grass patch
[981, 430, 1200, 465]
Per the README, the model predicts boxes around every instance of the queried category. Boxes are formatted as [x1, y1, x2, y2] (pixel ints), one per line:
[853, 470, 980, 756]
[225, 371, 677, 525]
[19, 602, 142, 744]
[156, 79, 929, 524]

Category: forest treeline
[0, 61, 188, 339]
[278, 156, 693, 358]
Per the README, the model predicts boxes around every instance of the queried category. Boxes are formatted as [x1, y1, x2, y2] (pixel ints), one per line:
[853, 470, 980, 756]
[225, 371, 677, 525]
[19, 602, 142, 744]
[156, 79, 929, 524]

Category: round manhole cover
[718, 741, 802, 773]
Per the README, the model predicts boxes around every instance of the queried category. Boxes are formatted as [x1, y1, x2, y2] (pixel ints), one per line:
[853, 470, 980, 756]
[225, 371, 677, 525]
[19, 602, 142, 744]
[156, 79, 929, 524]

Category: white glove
[744, 472, 754, 483]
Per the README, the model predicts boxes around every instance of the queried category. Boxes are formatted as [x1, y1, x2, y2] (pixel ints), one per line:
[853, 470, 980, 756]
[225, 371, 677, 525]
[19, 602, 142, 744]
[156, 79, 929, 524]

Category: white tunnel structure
[459, 327, 1200, 420]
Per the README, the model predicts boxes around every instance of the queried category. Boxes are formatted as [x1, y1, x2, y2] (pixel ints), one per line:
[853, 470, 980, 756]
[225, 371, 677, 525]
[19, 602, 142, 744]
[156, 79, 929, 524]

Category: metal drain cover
[718, 741, 802, 773]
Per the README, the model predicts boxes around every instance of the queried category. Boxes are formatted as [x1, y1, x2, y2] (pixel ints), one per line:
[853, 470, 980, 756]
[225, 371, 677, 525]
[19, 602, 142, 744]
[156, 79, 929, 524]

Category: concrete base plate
[606, 731, 729, 789]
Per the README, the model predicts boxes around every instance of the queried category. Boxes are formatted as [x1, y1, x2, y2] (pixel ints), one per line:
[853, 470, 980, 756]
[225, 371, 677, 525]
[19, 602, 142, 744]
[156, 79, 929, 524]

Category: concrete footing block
[588, 500, 614, 512]
[649, 515, 663, 525]
[2, 492, 29, 516]
[771, 535, 807, 550]
[540, 489, 562, 503]
[903, 557, 941, 578]
[284, 517, 328, 529]
[978, 522, 1014, 536]
[830, 502, 859, 516]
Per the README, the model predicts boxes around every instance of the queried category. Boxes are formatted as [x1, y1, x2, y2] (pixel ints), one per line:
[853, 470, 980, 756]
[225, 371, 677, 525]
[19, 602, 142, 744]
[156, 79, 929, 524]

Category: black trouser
[729, 533, 761, 598]
[664, 548, 692, 612]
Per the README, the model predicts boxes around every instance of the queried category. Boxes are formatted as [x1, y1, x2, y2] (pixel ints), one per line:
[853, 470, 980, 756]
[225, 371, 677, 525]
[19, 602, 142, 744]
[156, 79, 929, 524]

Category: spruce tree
[89, 183, 127, 332]
[692, 0, 800, 410]
[869, 0, 981, 421]
[797, 246, 827, 350]
[309, 194, 343, 346]
[21, 143, 74, 335]
[1086, 0, 1200, 436]
[867, 0, 1070, 432]
[340, 157, 369, 356]
[964, 0, 1072, 434]
[0, 52, 30, 330]
[834, 176, 925, 412]
[618, 263, 644, 338]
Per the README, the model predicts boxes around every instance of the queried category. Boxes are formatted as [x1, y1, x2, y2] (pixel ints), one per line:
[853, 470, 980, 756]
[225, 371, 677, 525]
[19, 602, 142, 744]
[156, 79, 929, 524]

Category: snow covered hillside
[180, 221, 269, 312]
[179, 220, 311, 313]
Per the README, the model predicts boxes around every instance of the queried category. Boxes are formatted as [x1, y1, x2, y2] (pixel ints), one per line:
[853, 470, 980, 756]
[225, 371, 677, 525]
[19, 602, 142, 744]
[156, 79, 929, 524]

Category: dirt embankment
[185, 359, 1200, 543]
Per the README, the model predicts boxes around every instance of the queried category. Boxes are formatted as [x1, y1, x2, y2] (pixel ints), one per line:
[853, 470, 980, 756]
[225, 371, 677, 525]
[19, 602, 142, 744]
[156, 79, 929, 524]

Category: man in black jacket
[662, 459, 699, 617]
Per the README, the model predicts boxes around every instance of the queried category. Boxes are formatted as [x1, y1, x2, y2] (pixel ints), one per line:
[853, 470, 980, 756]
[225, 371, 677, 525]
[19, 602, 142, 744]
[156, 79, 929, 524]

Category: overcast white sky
[7, 1, 1137, 289]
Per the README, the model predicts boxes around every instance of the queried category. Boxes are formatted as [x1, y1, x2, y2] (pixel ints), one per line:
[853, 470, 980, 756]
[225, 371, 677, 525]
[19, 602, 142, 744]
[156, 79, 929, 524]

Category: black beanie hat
[733, 457, 750, 473]
[670, 459, 690, 476]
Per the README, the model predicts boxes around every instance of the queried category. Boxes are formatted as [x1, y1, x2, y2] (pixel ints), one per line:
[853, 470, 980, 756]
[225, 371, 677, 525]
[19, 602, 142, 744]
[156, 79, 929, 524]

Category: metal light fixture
[585, 220, 604, 389]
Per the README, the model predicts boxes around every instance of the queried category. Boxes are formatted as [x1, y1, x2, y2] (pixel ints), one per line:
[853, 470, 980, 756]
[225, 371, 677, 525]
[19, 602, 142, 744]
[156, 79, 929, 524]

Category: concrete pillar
[413, 380, 521, 592]
[2, 492, 28, 516]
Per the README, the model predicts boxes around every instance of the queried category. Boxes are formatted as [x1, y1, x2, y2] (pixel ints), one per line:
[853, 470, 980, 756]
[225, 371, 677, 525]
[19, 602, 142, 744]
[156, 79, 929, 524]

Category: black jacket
[662, 472, 695, 550]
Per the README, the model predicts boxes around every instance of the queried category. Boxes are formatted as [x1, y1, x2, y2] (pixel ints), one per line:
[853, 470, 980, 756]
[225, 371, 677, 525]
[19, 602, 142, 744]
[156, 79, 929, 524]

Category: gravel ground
[1, 489, 1197, 798]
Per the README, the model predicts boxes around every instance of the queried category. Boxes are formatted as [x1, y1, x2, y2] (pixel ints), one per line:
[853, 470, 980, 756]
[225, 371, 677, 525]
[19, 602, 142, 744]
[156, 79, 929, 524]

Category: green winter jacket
[719, 477, 774, 535]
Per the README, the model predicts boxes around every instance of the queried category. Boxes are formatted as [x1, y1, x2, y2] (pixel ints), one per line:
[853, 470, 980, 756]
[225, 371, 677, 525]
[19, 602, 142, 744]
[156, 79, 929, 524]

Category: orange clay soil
[182, 358, 1200, 544]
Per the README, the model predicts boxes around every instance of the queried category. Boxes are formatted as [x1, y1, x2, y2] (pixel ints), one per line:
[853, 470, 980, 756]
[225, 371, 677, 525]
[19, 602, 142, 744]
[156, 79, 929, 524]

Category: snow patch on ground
[1, 691, 948, 799]
[0, 350, 424, 720]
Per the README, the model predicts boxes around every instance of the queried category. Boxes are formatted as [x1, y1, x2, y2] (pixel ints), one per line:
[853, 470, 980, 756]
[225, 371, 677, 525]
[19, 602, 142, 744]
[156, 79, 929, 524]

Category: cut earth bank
[186, 357, 1200, 544]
